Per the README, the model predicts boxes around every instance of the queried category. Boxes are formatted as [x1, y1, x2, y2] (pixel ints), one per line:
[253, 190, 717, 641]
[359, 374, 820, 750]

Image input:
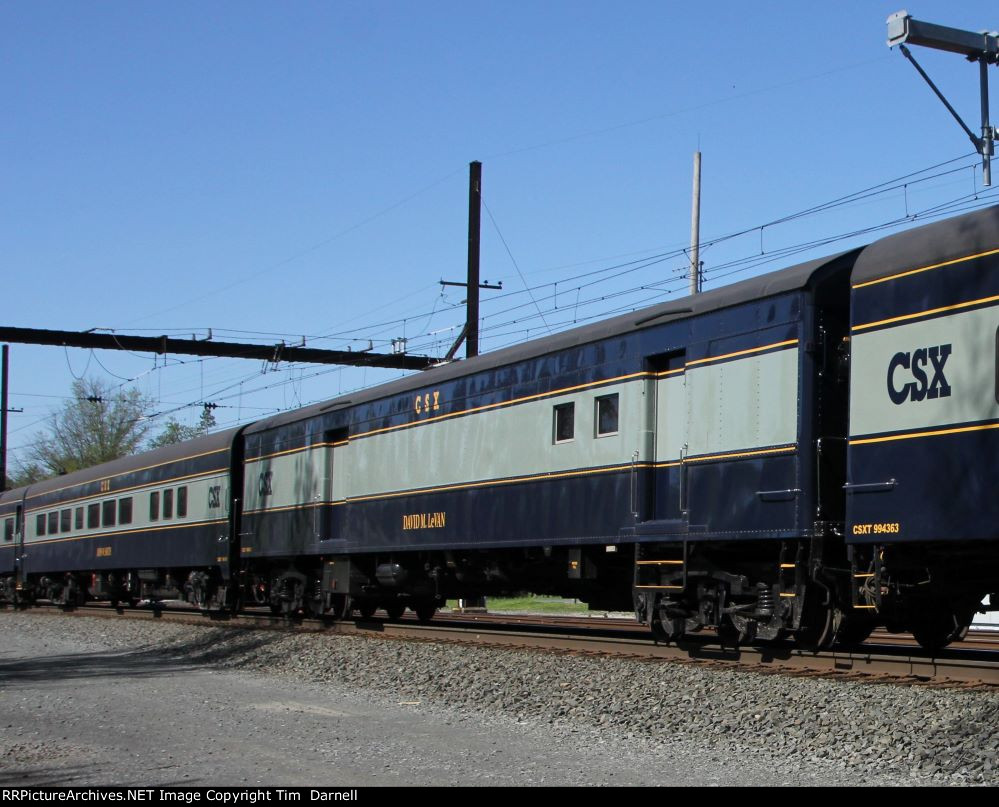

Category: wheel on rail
[326, 594, 351, 621]
[909, 601, 974, 653]
[793, 586, 837, 651]
[834, 615, 876, 647]
[384, 602, 405, 620]
[715, 620, 741, 649]
[356, 601, 378, 619]
[650, 611, 684, 643]
[413, 600, 437, 624]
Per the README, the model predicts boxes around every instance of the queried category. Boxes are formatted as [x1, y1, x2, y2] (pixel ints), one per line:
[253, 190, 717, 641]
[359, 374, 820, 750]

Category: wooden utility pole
[689, 151, 702, 295]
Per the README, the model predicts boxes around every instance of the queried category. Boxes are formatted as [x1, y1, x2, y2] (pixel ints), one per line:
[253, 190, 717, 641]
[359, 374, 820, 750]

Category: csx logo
[886, 344, 952, 405]
[414, 390, 441, 416]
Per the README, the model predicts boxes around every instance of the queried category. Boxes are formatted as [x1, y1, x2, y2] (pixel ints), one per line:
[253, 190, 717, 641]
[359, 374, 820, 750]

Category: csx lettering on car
[886, 343, 951, 404]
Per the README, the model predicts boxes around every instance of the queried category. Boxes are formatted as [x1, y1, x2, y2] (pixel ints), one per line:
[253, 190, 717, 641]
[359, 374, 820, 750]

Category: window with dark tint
[163, 488, 173, 519]
[48, 512, 58, 535]
[118, 497, 133, 525]
[87, 503, 100, 529]
[595, 393, 619, 437]
[60, 509, 72, 533]
[150, 491, 160, 521]
[75, 508, 83, 530]
[36, 514, 45, 536]
[102, 500, 116, 527]
[177, 486, 187, 518]
[553, 402, 575, 443]
[5, 518, 14, 542]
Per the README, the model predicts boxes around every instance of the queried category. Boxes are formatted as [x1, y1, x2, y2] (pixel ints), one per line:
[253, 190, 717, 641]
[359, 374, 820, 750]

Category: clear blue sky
[2, 1, 998, 469]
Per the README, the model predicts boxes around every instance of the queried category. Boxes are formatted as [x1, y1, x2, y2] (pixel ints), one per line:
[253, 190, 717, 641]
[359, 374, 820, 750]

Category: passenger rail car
[845, 208, 999, 649]
[2, 204, 999, 651]
[0, 431, 238, 607]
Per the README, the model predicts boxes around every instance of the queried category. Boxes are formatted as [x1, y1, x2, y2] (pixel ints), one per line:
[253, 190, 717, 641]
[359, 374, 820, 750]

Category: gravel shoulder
[0, 610, 995, 786]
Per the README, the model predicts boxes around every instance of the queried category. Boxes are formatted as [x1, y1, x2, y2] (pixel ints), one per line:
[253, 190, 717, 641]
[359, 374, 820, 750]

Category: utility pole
[1, 345, 7, 492]
[887, 11, 998, 186]
[467, 160, 483, 357]
[442, 160, 501, 363]
[689, 151, 702, 295]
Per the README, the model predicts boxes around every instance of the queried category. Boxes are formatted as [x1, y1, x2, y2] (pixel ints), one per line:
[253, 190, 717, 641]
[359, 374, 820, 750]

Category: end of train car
[845, 205, 999, 649]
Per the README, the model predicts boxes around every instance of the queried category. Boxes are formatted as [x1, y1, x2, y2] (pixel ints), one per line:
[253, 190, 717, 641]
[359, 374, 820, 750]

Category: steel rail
[11, 603, 999, 689]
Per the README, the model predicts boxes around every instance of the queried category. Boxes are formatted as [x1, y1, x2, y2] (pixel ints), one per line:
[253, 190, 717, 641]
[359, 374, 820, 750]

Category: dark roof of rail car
[0, 427, 237, 503]
[245, 248, 860, 434]
[852, 204, 999, 287]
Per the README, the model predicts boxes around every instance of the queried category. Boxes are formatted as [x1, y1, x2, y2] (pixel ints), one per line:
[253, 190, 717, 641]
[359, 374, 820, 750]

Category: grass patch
[447, 596, 590, 614]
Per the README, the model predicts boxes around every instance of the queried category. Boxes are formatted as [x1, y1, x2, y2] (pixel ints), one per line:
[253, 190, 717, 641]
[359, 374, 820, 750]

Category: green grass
[446, 595, 589, 614]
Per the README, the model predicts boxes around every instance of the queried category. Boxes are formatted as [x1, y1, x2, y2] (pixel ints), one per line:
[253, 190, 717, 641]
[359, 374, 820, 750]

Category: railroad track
[12, 601, 999, 689]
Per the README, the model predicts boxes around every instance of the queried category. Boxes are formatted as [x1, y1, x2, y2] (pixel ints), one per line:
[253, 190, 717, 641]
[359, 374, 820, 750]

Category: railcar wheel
[648, 595, 685, 643]
[384, 603, 405, 620]
[909, 603, 973, 653]
[715, 621, 741, 649]
[794, 587, 837, 651]
[327, 594, 351, 621]
[835, 615, 875, 647]
[413, 601, 437, 624]
[356, 602, 378, 619]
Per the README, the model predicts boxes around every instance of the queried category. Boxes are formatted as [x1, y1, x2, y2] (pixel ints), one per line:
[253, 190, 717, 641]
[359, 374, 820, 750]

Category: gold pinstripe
[683, 444, 797, 463]
[850, 420, 999, 446]
[851, 292, 999, 333]
[243, 342, 797, 462]
[684, 339, 798, 367]
[335, 462, 643, 504]
[22, 447, 229, 501]
[851, 246, 999, 290]
[353, 371, 651, 441]
[245, 444, 796, 512]
[243, 501, 327, 516]
[25, 467, 227, 515]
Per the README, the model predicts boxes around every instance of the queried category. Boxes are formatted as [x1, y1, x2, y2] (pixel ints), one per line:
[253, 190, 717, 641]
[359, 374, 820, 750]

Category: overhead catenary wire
[13, 153, 996, 463]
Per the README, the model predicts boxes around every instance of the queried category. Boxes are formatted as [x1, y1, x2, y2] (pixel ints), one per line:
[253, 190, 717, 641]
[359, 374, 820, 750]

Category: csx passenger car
[2, 204, 998, 651]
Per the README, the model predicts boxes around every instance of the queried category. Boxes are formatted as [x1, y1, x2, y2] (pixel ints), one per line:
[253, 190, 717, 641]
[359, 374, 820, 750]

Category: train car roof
[852, 204, 999, 288]
[246, 247, 859, 434]
[2, 427, 238, 501]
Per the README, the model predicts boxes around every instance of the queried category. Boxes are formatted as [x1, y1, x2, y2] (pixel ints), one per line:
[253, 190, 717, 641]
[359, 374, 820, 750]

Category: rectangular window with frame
[150, 491, 160, 521]
[36, 514, 46, 536]
[75, 507, 83, 530]
[4, 518, 12, 542]
[553, 402, 575, 444]
[176, 486, 187, 518]
[595, 393, 619, 437]
[60, 509, 72, 533]
[87, 503, 100, 529]
[118, 497, 133, 526]
[48, 512, 59, 535]
[163, 488, 173, 519]
[102, 500, 116, 527]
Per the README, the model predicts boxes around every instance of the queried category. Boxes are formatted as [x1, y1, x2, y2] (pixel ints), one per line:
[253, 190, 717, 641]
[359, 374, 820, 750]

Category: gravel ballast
[2, 610, 998, 785]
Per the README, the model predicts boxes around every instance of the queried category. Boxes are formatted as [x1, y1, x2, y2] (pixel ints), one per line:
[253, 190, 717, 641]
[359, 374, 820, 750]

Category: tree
[148, 405, 217, 449]
[27, 378, 155, 477]
[4, 462, 47, 491]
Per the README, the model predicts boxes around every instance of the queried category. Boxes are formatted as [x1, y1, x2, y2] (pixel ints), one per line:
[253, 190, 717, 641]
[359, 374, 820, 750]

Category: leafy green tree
[27, 378, 155, 477]
[148, 405, 218, 449]
[4, 462, 47, 490]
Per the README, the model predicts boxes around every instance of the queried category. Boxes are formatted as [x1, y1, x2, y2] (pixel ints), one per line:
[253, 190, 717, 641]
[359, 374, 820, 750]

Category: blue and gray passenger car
[3, 205, 999, 650]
